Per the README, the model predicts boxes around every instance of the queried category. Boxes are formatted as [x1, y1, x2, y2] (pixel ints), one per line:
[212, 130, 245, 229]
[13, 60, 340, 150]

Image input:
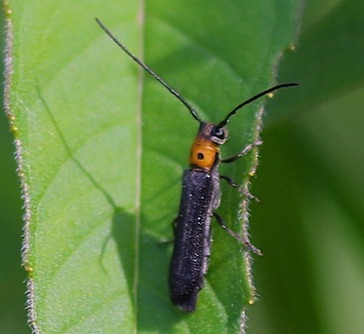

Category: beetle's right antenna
[96, 18, 202, 124]
[217, 83, 298, 129]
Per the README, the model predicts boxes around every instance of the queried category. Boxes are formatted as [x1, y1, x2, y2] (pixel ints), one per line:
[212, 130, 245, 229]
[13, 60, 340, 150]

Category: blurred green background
[1, 0, 363, 333]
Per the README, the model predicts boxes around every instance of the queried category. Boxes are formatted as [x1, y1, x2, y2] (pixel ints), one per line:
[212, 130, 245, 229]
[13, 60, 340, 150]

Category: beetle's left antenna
[95, 18, 202, 124]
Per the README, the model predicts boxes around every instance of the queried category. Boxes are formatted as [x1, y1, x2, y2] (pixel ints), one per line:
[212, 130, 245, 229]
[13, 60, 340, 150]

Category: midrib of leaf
[134, 0, 145, 328]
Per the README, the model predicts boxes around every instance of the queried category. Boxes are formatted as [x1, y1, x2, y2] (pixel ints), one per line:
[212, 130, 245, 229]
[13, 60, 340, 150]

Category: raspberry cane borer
[96, 18, 298, 312]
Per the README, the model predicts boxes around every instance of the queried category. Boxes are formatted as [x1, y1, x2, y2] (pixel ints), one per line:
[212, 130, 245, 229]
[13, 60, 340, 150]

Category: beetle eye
[211, 127, 225, 139]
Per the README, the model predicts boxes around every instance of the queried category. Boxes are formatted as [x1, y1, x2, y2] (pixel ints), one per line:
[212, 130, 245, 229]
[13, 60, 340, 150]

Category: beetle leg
[213, 212, 263, 256]
[221, 140, 263, 164]
[159, 218, 177, 246]
[220, 175, 260, 202]
[172, 217, 178, 233]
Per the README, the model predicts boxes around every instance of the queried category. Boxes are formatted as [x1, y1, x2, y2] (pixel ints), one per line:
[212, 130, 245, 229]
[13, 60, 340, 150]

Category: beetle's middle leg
[213, 212, 262, 256]
[219, 175, 259, 202]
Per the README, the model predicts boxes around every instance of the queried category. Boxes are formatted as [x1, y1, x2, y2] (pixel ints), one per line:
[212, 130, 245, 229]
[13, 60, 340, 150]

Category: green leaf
[5, 0, 301, 332]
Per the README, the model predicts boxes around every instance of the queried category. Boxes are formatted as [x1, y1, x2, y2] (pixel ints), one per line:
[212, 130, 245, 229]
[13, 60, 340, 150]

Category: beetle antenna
[217, 83, 298, 129]
[96, 18, 202, 124]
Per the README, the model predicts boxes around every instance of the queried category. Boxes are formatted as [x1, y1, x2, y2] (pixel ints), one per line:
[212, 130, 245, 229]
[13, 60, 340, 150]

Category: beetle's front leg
[221, 140, 263, 164]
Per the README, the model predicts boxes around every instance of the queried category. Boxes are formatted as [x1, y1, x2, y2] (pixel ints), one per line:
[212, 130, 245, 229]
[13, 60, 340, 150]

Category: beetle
[96, 18, 297, 312]
[167, 84, 298, 312]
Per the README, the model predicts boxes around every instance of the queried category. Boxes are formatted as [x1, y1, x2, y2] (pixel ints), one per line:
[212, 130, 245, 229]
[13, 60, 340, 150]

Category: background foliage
[1, 0, 363, 333]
